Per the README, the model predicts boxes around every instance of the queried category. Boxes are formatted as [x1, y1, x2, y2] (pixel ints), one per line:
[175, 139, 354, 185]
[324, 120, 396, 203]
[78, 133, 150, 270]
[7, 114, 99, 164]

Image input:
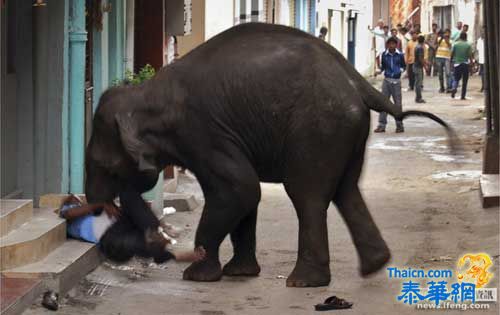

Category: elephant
[85, 22, 455, 287]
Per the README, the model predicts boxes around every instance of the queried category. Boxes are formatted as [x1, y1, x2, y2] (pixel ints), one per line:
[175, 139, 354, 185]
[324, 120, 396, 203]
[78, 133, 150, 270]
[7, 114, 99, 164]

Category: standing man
[425, 23, 439, 76]
[405, 31, 418, 91]
[435, 29, 453, 93]
[451, 32, 474, 99]
[451, 21, 463, 42]
[398, 27, 409, 54]
[414, 35, 427, 103]
[462, 24, 469, 36]
[370, 20, 389, 72]
[413, 23, 422, 36]
[319, 26, 328, 41]
[374, 37, 406, 133]
[391, 28, 402, 51]
[476, 30, 485, 92]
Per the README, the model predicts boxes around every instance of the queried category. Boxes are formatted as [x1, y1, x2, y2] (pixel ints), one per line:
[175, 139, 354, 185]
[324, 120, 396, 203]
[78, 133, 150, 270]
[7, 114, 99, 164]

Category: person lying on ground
[59, 194, 205, 263]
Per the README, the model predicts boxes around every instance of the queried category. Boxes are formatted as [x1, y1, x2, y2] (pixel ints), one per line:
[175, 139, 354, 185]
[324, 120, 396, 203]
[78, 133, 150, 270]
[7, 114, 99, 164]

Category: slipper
[315, 296, 353, 311]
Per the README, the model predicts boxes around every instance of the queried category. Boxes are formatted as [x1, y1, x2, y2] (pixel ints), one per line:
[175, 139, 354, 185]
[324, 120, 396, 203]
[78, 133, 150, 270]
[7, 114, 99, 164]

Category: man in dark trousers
[374, 37, 406, 133]
[414, 35, 427, 103]
[451, 32, 473, 99]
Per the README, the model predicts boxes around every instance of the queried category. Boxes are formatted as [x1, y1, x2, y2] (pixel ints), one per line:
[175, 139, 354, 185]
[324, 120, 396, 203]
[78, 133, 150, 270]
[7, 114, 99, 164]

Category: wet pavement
[26, 76, 499, 315]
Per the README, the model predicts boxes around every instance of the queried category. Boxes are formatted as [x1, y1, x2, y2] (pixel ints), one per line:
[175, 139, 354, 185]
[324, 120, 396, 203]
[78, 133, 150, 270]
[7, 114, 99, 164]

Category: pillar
[68, 0, 87, 193]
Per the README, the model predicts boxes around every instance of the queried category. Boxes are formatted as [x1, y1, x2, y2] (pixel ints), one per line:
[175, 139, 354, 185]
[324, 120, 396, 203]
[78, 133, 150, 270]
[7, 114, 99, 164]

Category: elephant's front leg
[222, 209, 261, 276]
[182, 200, 226, 281]
[183, 153, 261, 282]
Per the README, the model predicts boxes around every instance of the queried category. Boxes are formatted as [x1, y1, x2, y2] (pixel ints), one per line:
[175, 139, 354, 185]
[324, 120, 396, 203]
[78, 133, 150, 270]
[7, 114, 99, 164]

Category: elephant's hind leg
[333, 151, 391, 276]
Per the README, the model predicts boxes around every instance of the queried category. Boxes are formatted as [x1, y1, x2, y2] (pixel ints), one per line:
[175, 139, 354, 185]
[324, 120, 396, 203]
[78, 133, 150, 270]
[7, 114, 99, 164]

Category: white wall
[353, 0, 374, 76]
[315, 0, 374, 76]
[205, 0, 235, 40]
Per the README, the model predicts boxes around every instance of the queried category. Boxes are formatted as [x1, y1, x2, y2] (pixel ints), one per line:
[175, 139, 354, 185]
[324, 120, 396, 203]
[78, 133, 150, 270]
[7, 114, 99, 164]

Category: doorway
[347, 12, 357, 66]
[1, 1, 19, 197]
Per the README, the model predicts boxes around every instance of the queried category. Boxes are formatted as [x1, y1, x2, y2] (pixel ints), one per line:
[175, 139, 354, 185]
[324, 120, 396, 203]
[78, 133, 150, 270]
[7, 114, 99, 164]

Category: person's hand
[102, 202, 120, 219]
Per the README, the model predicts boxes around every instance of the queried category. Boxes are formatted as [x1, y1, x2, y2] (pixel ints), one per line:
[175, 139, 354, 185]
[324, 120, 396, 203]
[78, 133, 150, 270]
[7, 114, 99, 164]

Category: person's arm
[60, 203, 104, 221]
[468, 45, 474, 64]
[173, 247, 206, 262]
[405, 44, 410, 63]
[377, 53, 384, 72]
[400, 53, 406, 72]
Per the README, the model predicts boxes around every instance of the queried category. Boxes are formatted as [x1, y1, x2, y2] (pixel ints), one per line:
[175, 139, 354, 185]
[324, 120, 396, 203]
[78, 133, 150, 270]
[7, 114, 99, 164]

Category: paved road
[27, 76, 499, 315]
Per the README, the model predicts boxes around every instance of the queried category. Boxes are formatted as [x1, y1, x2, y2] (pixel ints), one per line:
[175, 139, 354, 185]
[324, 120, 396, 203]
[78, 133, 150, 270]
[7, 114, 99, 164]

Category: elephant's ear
[115, 112, 157, 173]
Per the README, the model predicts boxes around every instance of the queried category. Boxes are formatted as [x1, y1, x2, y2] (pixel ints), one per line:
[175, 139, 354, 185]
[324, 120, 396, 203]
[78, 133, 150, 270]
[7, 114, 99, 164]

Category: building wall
[205, 0, 234, 40]
[373, 0, 390, 25]
[178, 0, 206, 56]
[315, 0, 373, 75]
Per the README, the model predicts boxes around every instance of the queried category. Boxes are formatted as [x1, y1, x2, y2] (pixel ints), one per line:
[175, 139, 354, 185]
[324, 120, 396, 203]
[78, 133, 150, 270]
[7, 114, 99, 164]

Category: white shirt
[476, 37, 485, 64]
[371, 27, 387, 56]
[93, 212, 116, 241]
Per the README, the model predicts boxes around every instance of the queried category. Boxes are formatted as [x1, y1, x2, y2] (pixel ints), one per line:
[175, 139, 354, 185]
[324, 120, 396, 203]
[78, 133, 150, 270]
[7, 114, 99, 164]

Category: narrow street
[26, 76, 499, 315]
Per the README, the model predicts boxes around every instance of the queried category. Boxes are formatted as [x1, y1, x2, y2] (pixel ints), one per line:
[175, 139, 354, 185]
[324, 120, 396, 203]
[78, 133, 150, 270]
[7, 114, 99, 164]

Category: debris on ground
[41, 290, 59, 311]
[315, 296, 353, 311]
[425, 256, 453, 262]
[430, 170, 481, 181]
[163, 206, 177, 215]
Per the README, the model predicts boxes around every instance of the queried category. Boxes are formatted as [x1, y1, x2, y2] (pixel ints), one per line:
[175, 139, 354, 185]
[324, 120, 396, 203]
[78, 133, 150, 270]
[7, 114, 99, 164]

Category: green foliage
[113, 64, 156, 86]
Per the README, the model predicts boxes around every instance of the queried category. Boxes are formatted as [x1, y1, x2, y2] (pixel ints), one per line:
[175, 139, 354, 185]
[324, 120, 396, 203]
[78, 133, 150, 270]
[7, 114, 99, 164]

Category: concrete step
[0, 200, 34, 237]
[39, 193, 86, 209]
[0, 275, 43, 315]
[0, 208, 66, 271]
[3, 239, 102, 295]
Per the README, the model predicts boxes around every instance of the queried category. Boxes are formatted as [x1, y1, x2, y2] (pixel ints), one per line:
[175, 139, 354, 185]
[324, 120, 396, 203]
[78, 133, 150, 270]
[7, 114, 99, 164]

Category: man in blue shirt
[374, 36, 406, 133]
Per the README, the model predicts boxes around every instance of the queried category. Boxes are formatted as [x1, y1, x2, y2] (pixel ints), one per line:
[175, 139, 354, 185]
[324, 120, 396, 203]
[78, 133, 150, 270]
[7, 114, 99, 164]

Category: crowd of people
[368, 19, 484, 133]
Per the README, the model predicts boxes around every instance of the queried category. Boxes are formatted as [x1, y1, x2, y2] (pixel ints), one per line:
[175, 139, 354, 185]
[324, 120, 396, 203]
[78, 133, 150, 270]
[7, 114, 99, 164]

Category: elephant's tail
[360, 79, 459, 153]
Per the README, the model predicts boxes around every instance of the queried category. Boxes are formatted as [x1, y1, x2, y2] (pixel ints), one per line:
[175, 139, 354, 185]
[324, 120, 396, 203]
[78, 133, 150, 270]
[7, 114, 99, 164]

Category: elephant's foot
[183, 259, 222, 282]
[360, 246, 391, 277]
[286, 262, 331, 287]
[222, 255, 261, 277]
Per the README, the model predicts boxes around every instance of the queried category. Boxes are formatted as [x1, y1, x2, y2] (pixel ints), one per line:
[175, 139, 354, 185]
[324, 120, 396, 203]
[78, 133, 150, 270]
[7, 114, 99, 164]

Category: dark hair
[320, 26, 328, 35]
[417, 35, 425, 43]
[432, 23, 438, 27]
[391, 28, 397, 32]
[396, 23, 402, 28]
[386, 36, 399, 45]
[463, 24, 469, 28]
[459, 32, 467, 40]
[444, 28, 451, 34]
[401, 27, 408, 33]
[383, 25, 389, 29]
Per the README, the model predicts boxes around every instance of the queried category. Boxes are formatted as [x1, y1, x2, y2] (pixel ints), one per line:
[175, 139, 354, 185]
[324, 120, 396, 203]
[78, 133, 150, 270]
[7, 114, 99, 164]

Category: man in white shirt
[369, 20, 389, 69]
[451, 21, 463, 42]
[476, 30, 485, 92]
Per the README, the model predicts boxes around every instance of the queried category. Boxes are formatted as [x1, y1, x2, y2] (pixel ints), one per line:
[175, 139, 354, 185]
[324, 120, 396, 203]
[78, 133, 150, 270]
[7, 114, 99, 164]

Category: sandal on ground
[315, 296, 353, 311]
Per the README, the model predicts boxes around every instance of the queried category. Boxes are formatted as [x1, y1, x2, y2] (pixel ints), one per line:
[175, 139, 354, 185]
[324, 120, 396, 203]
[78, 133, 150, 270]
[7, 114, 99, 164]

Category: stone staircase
[0, 197, 102, 315]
